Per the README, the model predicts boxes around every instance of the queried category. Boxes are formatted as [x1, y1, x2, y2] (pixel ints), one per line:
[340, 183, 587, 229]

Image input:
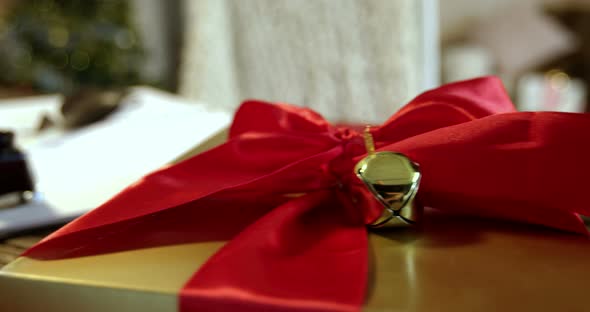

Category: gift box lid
[2, 214, 590, 312]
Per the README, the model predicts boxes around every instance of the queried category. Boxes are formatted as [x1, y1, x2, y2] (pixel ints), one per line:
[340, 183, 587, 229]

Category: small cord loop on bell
[363, 126, 375, 156]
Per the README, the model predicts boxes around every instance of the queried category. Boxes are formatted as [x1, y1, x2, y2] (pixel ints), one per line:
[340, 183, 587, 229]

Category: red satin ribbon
[23, 77, 590, 312]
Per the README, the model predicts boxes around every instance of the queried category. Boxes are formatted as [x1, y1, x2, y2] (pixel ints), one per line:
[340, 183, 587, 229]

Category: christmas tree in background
[0, 0, 145, 94]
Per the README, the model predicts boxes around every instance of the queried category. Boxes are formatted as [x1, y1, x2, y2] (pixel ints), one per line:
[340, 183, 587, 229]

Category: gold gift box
[2, 131, 590, 311]
[3, 217, 590, 311]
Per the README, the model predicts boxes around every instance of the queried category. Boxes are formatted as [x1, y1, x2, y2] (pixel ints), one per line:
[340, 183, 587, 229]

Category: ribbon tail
[23, 138, 342, 259]
[385, 111, 590, 234]
[181, 190, 368, 312]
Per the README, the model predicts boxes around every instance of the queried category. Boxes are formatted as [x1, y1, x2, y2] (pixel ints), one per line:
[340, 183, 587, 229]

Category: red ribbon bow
[24, 77, 590, 311]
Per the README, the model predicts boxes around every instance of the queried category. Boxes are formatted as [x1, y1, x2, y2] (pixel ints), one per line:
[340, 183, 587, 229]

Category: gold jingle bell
[354, 127, 421, 228]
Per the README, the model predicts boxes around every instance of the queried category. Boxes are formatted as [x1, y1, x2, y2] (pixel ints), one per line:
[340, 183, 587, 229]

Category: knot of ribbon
[23, 77, 590, 312]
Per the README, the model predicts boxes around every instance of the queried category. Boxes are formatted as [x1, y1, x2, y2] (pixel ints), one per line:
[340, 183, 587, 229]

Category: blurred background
[0, 0, 589, 239]
[0, 0, 179, 95]
[442, 0, 589, 112]
[0, 0, 587, 112]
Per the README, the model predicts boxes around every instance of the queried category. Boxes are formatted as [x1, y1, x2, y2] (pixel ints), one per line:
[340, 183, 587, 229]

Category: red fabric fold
[23, 76, 590, 312]
[181, 191, 367, 312]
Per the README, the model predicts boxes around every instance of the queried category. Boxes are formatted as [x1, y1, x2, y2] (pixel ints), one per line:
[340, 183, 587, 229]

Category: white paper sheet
[0, 87, 231, 236]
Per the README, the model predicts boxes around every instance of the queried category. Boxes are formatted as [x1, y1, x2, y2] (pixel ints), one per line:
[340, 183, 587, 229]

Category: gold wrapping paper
[3, 216, 590, 311]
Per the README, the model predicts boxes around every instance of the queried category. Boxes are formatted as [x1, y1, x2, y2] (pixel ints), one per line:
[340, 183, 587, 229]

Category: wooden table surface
[0, 227, 59, 268]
